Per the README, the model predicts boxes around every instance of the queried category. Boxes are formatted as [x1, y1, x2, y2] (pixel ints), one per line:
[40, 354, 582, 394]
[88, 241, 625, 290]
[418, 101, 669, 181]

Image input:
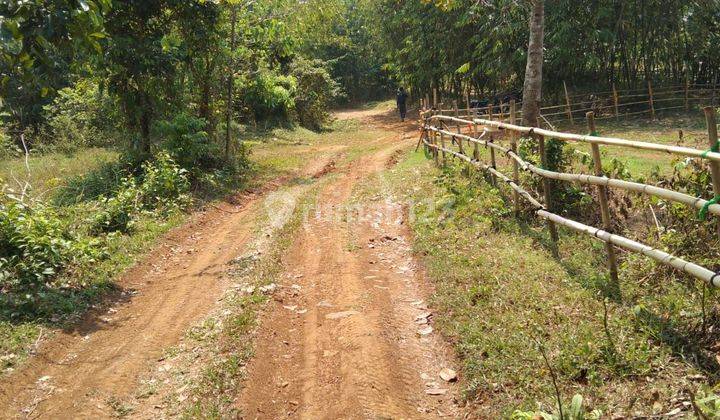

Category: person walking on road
[396, 87, 408, 122]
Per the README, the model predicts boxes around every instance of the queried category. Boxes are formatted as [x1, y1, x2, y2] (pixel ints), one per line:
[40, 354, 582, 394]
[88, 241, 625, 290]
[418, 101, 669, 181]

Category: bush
[91, 176, 141, 234]
[241, 68, 296, 123]
[154, 113, 222, 177]
[41, 79, 119, 152]
[0, 195, 103, 290]
[138, 151, 191, 211]
[91, 152, 190, 234]
[0, 124, 20, 159]
[291, 58, 341, 131]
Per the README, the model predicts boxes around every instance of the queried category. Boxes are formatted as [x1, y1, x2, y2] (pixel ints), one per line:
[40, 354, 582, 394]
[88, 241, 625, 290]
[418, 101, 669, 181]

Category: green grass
[384, 149, 716, 418]
[0, 115, 387, 377]
[552, 110, 710, 177]
[0, 147, 118, 196]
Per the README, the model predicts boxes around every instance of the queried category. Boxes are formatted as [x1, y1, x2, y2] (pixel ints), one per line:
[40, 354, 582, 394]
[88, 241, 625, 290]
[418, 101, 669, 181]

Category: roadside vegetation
[385, 113, 720, 416]
[0, 0, 391, 373]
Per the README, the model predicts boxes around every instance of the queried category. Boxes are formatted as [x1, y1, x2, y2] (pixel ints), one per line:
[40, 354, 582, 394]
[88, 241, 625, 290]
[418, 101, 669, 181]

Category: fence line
[421, 83, 720, 127]
[419, 106, 720, 287]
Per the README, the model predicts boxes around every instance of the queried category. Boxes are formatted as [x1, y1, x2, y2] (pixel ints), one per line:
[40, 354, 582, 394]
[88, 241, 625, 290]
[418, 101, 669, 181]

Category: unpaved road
[0, 108, 460, 419]
[238, 111, 461, 419]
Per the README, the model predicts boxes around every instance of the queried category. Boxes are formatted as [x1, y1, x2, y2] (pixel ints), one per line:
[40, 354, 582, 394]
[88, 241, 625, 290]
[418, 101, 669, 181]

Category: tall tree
[521, 0, 544, 127]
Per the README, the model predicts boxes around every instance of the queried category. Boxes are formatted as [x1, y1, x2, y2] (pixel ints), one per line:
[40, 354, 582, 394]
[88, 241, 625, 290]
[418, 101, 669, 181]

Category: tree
[0, 0, 110, 129]
[521, 0, 544, 127]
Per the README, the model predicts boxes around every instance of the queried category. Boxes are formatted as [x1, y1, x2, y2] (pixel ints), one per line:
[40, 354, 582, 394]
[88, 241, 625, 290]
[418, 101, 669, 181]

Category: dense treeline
[374, 0, 720, 102]
[0, 0, 392, 155]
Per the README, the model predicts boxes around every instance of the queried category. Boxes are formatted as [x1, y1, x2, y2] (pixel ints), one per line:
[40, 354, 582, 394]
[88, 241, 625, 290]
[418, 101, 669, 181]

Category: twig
[531, 334, 564, 420]
[19, 133, 32, 202]
[687, 387, 709, 420]
[648, 204, 662, 240]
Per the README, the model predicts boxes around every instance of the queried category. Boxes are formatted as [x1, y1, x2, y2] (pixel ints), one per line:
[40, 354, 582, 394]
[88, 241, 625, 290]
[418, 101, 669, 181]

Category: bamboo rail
[420, 135, 719, 286]
[419, 109, 720, 286]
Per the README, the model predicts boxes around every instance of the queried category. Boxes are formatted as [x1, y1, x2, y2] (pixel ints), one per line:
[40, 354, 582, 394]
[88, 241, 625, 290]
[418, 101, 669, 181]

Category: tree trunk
[521, 0, 545, 127]
[225, 5, 237, 160]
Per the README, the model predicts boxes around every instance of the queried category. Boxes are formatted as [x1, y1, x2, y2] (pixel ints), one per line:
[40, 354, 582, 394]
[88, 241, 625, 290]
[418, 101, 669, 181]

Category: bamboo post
[510, 100, 520, 216]
[563, 81, 574, 124]
[587, 112, 620, 288]
[433, 88, 438, 108]
[489, 135, 497, 186]
[440, 131, 447, 167]
[472, 123, 480, 161]
[538, 134, 559, 256]
[648, 81, 656, 120]
[685, 76, 690, 112]
[433, 130, 439, 166]
[703, 107, 720, 235]
[454, 102, 464, 155]
[454, 100, 461, 133]
[425, 93, 430, 110]
[612, 83, 619, 119]
[465, 90, 471, 116]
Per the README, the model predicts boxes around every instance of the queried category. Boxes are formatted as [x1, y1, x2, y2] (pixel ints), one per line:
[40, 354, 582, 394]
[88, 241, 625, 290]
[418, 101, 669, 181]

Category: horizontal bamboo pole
[423, 137, 544, 208]
[537, 211, 718, 286]
[464, 117, 720, 163]
[424, 125, 720, 217]
[422, 135, 720, 286]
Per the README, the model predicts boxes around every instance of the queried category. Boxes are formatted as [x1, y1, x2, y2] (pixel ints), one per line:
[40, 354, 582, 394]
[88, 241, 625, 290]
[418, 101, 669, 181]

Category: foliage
[41, 79, 119, 151]
[91, 152, 190, 234]
[154, 113, 221, 177]
[0, 0, 110, 127]
[518, 137, 592, 217]
[372, 0, 720, 102]
[240, 68, 296, 123]
[0, 194, 103, 291]
[0, 124, 18, 159]
[291, 58, 342, 131]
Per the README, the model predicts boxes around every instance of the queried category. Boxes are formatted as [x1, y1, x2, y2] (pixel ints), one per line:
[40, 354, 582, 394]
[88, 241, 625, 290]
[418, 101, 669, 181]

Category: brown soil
[238, 110, 462, 419]
[0, 162, 335, 419]
[0, 107, 462, 419]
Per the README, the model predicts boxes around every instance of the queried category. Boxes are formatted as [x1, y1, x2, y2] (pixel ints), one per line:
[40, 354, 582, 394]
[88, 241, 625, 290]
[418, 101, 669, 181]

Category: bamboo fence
[418, 82, 720, 127]
[418, 105, 720, 287]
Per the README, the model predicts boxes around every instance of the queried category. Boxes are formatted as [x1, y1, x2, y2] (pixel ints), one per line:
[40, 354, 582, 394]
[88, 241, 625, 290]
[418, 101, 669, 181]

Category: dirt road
[238, 111, 461, 419]
[0, 108, 461, 419]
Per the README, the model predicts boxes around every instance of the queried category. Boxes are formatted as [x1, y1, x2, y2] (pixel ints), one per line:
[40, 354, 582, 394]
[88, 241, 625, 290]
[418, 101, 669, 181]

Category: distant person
[396, 87, 408, 122]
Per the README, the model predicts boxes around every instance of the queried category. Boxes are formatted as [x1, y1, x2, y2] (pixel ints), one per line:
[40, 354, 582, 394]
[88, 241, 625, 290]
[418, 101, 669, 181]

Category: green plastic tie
[589, 130, 600, 137]
[699, 195, 720, 221]
[701, 141, 720, 158]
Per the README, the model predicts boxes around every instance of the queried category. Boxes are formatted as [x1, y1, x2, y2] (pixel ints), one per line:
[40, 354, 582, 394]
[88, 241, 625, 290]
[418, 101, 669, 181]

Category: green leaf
[456, 62, 470, 74]
[569, 394, 584, 419]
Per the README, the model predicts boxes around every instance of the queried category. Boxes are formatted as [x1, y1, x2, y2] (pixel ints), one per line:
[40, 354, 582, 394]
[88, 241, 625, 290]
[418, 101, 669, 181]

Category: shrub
[518, 137, 592, 218]
[41, 79, 120, 152]
[241, 68, 296, 123]
[154, 113, 222, 177]
[138, 151, 191, 212]
[0, 195, 103, 290]
[0, 124, 20, 159]
[55, 160, 129, 206]
[91, 152, 190, 234]
[291, 58, 341, 131]
[91, 176, 141, 234]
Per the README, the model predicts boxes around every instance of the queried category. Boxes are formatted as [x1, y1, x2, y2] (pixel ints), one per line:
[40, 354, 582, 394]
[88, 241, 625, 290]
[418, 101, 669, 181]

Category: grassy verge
[0, 147, 119, 195]
[384, 148, 718, 417]
[0, 112, 384, 375]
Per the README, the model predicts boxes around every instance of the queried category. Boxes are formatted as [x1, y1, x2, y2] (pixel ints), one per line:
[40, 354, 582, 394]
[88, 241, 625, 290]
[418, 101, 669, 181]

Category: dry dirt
[0, 108, 462, 419]
[237, 111, 462, 419]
